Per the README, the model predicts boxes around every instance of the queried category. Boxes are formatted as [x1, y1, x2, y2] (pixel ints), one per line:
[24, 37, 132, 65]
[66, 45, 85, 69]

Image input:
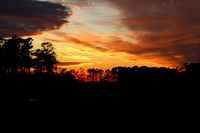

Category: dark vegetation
[0, 35, 199, 106]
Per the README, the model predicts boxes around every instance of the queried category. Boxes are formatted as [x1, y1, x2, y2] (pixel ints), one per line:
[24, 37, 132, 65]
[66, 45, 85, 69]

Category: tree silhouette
[1, 35, 21, 73]
[18, 37, 33, 74]
[0, 37, 4, 45]
[1, 34, 199, 90]
[78, 67, 86, 81]
[98, 69, 104, 81]
[0, 37, 4, 72]
[178, 61, 200, 82]
[32, 42, 58, 74]
[0, 35, 33, 74]
[87, 68, 99, 82]
[104, 69, 112, 81]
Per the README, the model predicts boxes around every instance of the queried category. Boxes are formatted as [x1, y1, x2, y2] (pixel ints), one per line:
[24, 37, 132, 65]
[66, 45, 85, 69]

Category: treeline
[58, 68, 119, 82]
[63, 60, 200, 84]
[0, 35, 200, 83]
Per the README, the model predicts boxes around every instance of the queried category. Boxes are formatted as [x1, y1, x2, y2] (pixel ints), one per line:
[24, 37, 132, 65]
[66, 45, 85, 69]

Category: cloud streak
[116, 0, 200, 66]
[58, 62, 83, 66]
[58, 62, 92, 68]
[59, 0, 200, 67]
[0, 0, 71, 37]
[102, 0, 200, 66]
[53, 31, 108, 52]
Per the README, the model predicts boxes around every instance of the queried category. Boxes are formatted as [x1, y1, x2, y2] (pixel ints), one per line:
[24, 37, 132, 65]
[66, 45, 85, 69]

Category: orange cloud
[99, 0, 200, 67]
[59, 53, 91, 60]
[58, 62, 92, 68]
[67, 4, 81, 12]
[58, 62, 82, 67]
[52, 31, 107, 52]
[46, 0, 200, 67]
[75, 17, 82, 20]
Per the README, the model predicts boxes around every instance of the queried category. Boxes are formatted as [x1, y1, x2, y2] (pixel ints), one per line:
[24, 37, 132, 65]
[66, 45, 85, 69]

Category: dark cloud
[0, 0, 71, 37]
[57, 62, 83, 66]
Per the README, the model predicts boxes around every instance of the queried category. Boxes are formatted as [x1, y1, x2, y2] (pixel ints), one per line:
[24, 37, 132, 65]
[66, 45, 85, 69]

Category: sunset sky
[1, 0, 200, 70]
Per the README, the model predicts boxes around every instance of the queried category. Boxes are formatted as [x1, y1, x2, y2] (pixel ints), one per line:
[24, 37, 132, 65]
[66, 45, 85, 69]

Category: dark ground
[0, 79, 198, 108]
[1, 78, 198, 130]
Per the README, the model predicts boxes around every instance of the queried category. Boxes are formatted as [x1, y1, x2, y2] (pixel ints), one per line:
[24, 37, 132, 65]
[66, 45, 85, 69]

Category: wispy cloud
[61, 0, 200, 66]
[99, 0, 200, 66]
[39, 0, 200, 67]
[52, 31, 108, 51]
[58, 62, 92, 68]
[59, 52, 91, 60]
[58, 62, 83, 66]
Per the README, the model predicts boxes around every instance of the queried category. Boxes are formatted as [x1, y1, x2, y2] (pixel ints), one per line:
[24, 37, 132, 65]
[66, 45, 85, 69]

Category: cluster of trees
[55, 66, 181, 82]
[1, 35, 200, 83]
[115, 66, 178, 82]
[55, 61, 200, 83]
[0, 35, 120, 81]
[56, 68, 118, 82]
[0, 35, 58, 74]
[87, 68, 118, 82]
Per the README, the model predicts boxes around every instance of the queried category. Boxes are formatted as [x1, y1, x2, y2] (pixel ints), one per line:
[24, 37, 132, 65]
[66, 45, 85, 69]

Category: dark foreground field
[1, 79, 198, 129]
[0, 78, 198, 109]
[0, 35, 199, 111]
[1, 62, 200, 108]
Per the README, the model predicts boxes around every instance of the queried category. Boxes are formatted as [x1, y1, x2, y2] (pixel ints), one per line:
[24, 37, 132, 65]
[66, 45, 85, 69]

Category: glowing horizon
[1, 0, 200, 70]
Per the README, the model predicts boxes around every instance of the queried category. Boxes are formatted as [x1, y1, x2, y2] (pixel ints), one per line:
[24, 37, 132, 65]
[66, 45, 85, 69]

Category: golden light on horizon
[2, 0, 200, 69]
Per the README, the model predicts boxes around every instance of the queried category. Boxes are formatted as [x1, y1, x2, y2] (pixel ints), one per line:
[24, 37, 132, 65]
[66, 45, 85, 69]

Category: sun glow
[25, 0, 195, 69]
